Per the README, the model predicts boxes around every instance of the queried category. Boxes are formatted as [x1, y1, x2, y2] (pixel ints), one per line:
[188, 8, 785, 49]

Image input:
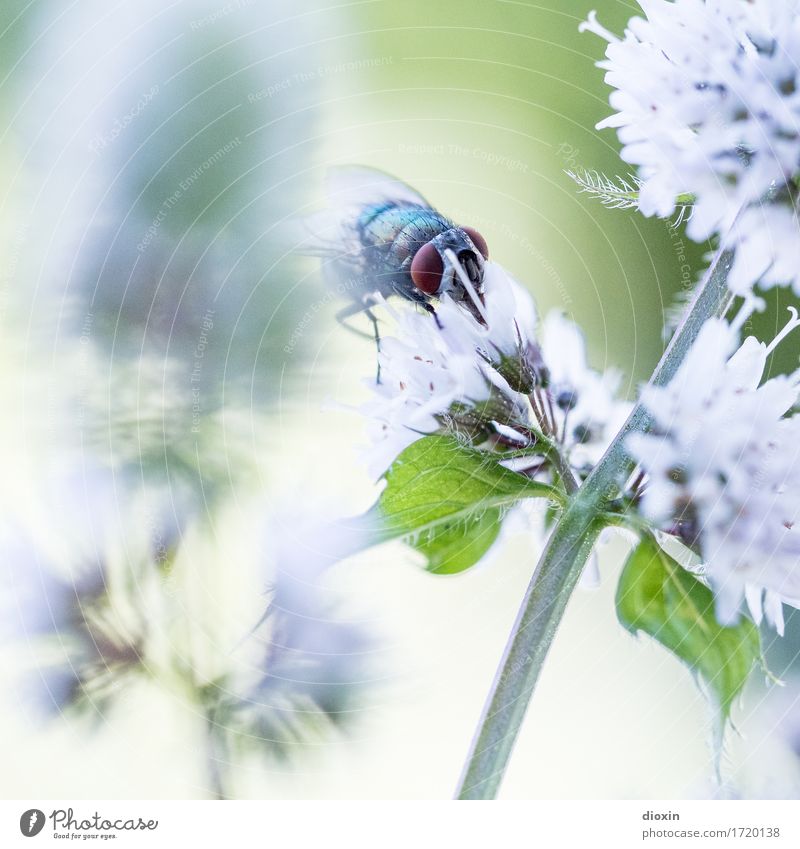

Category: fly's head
[409, 226, 489, 322]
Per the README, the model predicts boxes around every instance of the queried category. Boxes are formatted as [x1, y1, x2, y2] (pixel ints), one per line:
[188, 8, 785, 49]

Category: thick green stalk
[202, 697, 230, 800]
[455, 247, 734, 800]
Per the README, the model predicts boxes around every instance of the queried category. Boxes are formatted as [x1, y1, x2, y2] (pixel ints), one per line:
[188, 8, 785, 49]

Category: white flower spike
[360, 260, 630, 485]
[628, 313, 800, 632]
[585, 0, 800, 296]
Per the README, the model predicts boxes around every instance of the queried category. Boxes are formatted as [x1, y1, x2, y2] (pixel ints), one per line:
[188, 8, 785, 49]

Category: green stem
[501, 432, 581, 495]
[545, 442, 581, 495]
[455, 246, 734, 800]
[203, 702, 229, 800]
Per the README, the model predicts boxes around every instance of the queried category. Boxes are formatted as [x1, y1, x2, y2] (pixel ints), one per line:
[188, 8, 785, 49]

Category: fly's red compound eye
[410, 241, 444, 295]
[462, 226, 489, 260]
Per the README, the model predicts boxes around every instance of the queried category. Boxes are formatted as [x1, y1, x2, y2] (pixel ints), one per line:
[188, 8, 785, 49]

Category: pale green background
[1, 0, 798, 799]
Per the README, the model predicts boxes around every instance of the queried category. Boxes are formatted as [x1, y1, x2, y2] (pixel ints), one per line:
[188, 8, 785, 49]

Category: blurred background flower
[1, 0, 799, 799]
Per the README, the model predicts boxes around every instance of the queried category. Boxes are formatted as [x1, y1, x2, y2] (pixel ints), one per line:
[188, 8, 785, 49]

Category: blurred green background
[1, 0, 798, 800]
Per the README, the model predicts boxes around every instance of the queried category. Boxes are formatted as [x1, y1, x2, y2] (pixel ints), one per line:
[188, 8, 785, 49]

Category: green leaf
[616, 536, 760, 720]
[413, 508, 503, 575]
[372, 435, 559, 574]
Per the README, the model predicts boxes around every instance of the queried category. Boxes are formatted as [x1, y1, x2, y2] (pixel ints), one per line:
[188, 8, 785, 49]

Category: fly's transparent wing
[324, 165, 430, 209]
[288, 166, 432, 285]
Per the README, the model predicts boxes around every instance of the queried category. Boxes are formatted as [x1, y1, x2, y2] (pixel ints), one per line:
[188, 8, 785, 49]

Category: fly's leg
[422, 300, 443, 329]
[364, 306, 383, 383]
[335, 299, 383, 383]
[335, 302, 374, 340]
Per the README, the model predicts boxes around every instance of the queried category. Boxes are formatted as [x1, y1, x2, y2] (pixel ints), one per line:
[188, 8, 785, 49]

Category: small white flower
[436, 261, 538, 359]
[360, 263, 630, 482]
[628, 315, 800, 631]
[360, 313, 494, 477]
[583, 0, 800, 295]
[360, 262, 535, 477]
[540, 311, 632, 469]
[727, 203, 800, 295]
